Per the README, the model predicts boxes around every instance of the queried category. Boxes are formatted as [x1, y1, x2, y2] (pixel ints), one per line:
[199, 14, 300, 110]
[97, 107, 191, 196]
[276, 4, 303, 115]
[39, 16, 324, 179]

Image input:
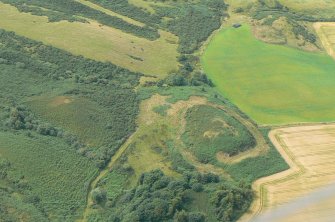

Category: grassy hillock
[183, 105, 256, 163]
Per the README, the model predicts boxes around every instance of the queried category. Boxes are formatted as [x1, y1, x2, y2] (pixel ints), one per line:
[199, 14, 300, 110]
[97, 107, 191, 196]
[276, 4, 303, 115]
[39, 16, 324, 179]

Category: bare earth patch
[48, 96, 73, 107]
[203, 130, 220, 139]
[239, 124, 335, 222]
[137, 94, 169, 125]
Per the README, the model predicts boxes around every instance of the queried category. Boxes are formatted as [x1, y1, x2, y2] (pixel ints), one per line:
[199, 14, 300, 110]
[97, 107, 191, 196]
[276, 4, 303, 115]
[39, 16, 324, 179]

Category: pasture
[239, 124, 335, 222]
[202, 25, 335, 125]
[0, 2, 179, 77]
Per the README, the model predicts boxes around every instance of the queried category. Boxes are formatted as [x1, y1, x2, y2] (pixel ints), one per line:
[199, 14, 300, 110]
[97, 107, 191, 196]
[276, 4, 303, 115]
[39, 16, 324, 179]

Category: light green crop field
[202, 25, 335, 125]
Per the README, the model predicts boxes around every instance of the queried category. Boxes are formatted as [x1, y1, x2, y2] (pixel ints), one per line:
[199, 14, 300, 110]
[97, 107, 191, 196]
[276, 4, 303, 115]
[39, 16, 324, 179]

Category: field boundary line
[78, 130, 138, 222]
[238, 128, 306, 222]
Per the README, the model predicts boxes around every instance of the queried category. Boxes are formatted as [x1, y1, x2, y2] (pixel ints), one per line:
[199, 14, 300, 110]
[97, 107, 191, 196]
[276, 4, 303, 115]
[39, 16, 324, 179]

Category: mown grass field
[202, 25, 335, 125]
[0, 2, 179, 77]
[0, 131, 98, 221]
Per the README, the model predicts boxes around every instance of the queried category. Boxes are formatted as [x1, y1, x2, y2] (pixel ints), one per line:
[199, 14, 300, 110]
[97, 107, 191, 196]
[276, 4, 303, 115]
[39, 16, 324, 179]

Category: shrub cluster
[89, 169, 252, 222]
[156, 0, 228, 53]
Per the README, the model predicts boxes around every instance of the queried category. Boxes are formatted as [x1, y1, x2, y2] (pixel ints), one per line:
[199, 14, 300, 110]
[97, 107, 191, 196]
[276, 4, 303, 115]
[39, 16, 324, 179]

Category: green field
[202, 25, 335, 125]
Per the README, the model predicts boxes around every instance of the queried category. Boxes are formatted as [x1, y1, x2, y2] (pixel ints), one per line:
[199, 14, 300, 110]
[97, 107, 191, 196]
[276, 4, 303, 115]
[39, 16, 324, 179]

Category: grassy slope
[0, 2, 178, 77]
[0, 131, 98, 221]
[202, 25, 335, 125]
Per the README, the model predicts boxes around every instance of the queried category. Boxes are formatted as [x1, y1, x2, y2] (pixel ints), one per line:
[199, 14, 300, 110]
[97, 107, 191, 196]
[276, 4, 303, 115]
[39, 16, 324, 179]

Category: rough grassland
[202, 25, 335, 125]
[0, 131, 97, 221]
[0, 2, 179, 77]
[239, 124, 335, 222]
[28, 96, 116, 147]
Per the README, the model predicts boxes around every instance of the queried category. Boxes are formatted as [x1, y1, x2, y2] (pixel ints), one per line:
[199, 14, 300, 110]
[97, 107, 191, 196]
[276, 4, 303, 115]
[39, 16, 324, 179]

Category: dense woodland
[87, 169, 252, 222]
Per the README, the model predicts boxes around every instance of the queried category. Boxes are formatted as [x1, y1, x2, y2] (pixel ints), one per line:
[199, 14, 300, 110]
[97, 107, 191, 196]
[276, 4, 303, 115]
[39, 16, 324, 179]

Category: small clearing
[48, 96, 73, 107]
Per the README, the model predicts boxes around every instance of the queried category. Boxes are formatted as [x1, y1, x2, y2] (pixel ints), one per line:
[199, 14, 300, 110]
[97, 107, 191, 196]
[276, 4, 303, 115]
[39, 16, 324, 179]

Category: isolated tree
[174, 210, 189, 222]
[91, 187, 107, 205]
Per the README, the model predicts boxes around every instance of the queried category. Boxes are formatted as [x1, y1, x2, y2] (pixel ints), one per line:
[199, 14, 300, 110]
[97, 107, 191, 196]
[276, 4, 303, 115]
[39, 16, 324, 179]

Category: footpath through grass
[202, 25, 335, 125]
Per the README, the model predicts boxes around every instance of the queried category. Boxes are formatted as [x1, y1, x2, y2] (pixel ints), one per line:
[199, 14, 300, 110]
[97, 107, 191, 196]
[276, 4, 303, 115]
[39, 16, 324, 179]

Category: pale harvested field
[239, 124, 335, 222]
[314, 22, 335, 59]
[0, 3, 179, 77]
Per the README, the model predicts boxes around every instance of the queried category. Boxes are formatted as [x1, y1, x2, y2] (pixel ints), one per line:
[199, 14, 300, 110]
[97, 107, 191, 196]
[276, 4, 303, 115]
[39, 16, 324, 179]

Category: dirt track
[239, 124, 335, 222]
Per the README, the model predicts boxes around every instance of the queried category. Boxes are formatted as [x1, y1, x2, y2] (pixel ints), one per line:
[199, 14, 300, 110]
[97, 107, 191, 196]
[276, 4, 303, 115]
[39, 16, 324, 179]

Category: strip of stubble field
[314, 22, 335, 59]
[239, 123, 335, 222]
